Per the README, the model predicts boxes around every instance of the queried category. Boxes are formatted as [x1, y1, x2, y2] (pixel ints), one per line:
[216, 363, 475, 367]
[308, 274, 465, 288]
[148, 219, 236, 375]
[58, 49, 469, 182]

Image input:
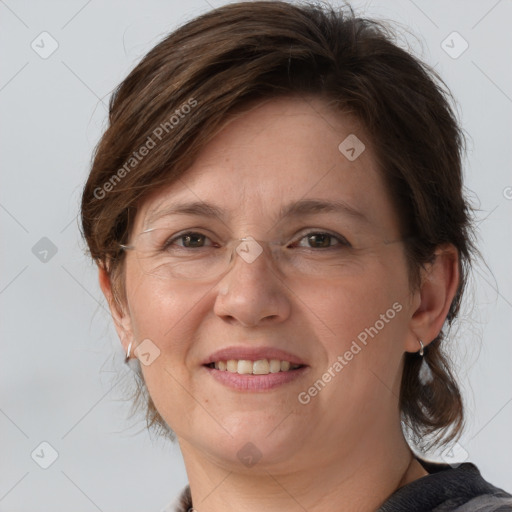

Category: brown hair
[80, 0, 475, 450]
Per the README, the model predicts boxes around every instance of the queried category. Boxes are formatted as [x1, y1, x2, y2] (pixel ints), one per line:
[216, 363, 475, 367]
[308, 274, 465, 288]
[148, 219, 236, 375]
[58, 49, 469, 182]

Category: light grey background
[1, 0, 511, 511]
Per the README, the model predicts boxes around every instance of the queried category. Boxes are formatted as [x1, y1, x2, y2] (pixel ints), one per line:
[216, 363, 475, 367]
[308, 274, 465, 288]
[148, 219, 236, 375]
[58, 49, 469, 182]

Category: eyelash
[163, 230, 352, 250]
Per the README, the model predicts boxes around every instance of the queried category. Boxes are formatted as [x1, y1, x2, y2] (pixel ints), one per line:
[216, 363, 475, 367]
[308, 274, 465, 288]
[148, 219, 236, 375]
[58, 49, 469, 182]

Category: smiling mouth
[204, 359, 305, 375]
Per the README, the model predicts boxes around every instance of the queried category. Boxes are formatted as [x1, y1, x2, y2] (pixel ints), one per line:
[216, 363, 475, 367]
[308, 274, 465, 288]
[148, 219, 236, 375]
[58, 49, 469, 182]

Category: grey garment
[172, 458, 512, 512]
[451, 495, 512, 512]
[377, 458, 512, 512]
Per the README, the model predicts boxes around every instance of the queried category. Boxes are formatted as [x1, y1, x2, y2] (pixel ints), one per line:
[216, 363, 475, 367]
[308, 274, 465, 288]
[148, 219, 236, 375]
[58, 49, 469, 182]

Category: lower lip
[203, 365, 309, 391]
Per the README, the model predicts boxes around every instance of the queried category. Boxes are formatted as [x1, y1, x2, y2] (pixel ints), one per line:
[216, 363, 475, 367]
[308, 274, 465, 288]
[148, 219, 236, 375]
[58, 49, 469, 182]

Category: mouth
[204, 359, 305, 375]
[202, 346, 309, 391]
[202, 358, 309, 391]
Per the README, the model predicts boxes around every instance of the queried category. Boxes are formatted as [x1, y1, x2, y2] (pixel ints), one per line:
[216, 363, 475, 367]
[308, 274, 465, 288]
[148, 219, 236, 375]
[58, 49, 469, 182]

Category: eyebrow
[144, 198, 369, 229]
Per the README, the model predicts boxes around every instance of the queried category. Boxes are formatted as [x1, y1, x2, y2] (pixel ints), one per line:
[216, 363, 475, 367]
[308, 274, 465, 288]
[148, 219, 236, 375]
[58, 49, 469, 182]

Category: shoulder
[449, 493, 512, 511]
[167, 467, 512, 512]
[378, 458, 512, 512]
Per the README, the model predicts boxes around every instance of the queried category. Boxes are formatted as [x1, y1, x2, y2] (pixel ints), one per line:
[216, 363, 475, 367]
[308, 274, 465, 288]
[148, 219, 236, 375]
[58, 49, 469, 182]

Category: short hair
[80, 0, 475, 450]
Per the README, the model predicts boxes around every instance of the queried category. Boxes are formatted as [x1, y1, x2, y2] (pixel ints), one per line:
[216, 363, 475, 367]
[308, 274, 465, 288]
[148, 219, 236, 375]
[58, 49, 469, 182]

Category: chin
[197, 417, 304, 468]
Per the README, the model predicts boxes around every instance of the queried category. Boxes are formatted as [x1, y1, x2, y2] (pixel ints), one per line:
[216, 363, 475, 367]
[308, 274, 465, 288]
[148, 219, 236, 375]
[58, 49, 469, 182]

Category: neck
[177, 427, 427, 512]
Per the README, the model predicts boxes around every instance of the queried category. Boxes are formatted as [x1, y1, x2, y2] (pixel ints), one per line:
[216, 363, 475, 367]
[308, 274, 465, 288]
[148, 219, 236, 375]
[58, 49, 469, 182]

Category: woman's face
[118, 96, 420, 472]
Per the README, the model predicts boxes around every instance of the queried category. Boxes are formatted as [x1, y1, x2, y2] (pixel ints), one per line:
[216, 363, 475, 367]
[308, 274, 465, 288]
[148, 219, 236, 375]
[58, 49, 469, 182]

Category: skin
[99, 96, 459, 512]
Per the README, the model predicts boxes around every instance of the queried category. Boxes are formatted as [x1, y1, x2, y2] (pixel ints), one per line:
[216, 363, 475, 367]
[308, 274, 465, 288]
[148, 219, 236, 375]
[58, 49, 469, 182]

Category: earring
[124, 341, 132, 364]
[417, 339, 433, 385]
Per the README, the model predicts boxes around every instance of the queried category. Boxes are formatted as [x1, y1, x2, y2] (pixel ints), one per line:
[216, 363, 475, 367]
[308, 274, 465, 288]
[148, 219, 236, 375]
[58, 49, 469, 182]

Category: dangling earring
[124, 341, 133, 364]
[417, 339, 433, 385]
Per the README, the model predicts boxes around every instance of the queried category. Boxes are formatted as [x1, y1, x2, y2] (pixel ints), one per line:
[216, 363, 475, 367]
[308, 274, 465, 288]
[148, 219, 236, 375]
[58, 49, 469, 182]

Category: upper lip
[203, 346, 307, 366]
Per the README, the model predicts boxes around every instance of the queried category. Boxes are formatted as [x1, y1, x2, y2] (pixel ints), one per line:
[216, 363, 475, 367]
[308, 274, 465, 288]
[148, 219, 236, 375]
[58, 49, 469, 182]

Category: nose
[213, 238, 292, 327]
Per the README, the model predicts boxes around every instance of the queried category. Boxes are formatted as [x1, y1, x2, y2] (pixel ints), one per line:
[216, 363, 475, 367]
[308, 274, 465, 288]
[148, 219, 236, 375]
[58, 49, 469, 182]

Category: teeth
[238, 360, 253, 374]
[253, 359, 269, 374]
[269, 359, 281, 373]
[212, 358, 301, 375]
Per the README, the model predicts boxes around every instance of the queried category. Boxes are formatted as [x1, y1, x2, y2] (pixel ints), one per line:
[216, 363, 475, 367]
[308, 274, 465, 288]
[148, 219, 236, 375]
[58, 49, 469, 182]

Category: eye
[294, 231, 351, 249]
[163, 231, 216, 249]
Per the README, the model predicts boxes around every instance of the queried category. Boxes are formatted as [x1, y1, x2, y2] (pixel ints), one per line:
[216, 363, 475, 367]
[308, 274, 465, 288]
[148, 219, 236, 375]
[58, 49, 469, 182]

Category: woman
[80, 1, 512, 510]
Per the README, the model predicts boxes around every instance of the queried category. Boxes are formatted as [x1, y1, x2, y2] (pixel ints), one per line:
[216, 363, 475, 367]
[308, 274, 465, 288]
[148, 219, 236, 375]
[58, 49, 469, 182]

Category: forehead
[135, 96, 398, 234]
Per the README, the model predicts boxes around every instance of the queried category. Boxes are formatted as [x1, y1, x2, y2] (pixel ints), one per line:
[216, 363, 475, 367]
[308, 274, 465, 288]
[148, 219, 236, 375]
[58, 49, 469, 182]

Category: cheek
[123, 257, 204, 347]
[123, 274, 208, 431]
[311, 252, 408, 330]
[303, 250, 410, 378]
[123, 261, 214, 362]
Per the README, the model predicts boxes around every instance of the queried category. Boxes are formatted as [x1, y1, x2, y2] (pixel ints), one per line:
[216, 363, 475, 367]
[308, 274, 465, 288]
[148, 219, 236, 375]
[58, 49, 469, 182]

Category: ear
[98, 264, 134, 354]
[405, 244, 460, 353]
